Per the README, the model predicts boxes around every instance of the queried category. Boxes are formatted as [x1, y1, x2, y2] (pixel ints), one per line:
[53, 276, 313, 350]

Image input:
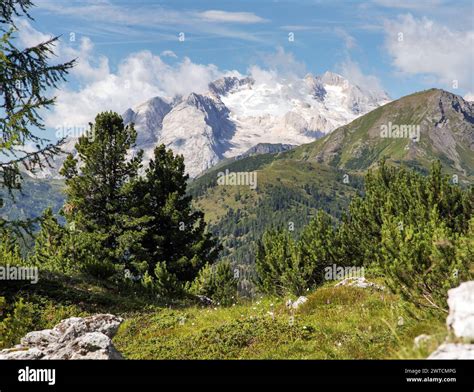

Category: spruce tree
[30, 208, 74, 273]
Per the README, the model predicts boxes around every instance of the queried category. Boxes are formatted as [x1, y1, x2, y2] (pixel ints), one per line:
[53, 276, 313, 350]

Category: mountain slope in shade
[33, 71, 389, 179]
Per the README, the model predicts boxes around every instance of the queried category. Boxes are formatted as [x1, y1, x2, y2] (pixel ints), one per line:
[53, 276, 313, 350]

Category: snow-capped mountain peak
[122, 96, 171, 147]
[37, 71, 390, 179]
[208, 76, 254, 97]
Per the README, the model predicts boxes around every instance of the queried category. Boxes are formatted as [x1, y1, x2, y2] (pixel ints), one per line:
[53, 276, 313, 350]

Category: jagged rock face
[304, 74, 327, 102]
[320, 71, 390, 113]
[158, 93, 235, 177]
[425, 91, 474, 175]
[208, 76, 254, 97]
[35, 71, 389, 179]
[123, 96, 171, 147]
[0, 314, 124, 360]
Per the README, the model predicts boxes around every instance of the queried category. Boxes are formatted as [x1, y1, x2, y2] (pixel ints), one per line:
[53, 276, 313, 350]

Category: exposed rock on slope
[446, 281, 474, 340]
[0, 314, 124, 360]
[429, 281, 474, 359]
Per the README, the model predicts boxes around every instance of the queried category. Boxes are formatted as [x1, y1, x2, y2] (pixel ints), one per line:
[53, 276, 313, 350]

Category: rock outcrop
[335, 277, 385, 291]
[446, 281, 474, 340]
[428, 343, 474, 359]
[429, 281, 474, 360]
[0, 314, 124, 360]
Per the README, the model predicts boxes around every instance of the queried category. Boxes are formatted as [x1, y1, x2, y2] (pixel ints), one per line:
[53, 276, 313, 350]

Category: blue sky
[14, 0, 474, 139]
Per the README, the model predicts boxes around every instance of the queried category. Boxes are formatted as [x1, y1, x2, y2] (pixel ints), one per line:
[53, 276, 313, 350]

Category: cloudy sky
[14, 0, 474, 138]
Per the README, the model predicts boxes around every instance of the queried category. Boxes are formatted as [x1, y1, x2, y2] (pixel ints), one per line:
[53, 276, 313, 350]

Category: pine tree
[341, 160, 473, 310]
[379, 208, 469, 311]
[254, 161, 473, 301]
[189, 262, 238, 306]
[0, 228, 22, 266]
[129, 144, 220, 283]
[30, 208, 75, 273]
[298, 210, 340, 287]
[255, 229, 299, 295]
[60, 112, 143, 267]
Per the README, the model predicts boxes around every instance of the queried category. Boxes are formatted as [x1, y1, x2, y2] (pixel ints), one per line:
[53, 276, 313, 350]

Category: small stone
[288, 296, 308, 310]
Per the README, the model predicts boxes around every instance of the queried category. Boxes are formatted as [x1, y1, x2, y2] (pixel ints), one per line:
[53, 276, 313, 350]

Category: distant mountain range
[33, 71, 389, 179]
[7, 88, 473, 267]
[188, 88, 474, 264]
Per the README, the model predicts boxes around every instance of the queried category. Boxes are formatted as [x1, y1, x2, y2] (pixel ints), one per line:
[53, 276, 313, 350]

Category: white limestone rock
[428, 343, 474, 359]
[446, 281, 474, 340]
[0, 314, 124, 360]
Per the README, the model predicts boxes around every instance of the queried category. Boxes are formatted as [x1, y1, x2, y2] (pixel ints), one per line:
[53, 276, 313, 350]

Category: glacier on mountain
[36, 71, 390, 178]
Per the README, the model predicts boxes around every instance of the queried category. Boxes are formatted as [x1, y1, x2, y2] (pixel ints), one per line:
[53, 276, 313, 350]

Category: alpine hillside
[188, 88, 474, 268]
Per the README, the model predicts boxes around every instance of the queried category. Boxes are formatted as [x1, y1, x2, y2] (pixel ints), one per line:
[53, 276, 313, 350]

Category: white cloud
[198, 10, 266, 24]
[15, 19, 53, 47]
[335, 28, 356, 49]
[384, 14, 474, 91]
[161, 50, 177, 58]
[336, 59, 387, 97]
[17, 19, 110, 83]
[44, 49, 239, 128]
[38, 1, 267, 42]
[259, 46, 307, 79]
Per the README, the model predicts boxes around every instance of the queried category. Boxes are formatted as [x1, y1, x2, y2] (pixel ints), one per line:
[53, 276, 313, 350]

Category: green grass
[0, 265, 448, 358]
[114, 282, 446, 360]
